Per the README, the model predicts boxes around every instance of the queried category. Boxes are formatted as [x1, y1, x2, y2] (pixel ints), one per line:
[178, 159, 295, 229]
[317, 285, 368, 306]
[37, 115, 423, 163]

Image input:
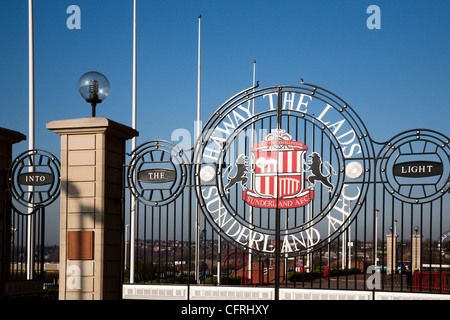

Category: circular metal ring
[127, 140, 190, 207]
[8, 149, 61, 209]
[378, 129, 450, 204]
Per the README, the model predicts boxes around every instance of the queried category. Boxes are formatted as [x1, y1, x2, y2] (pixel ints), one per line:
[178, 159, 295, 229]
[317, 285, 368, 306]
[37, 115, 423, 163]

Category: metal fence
[123, 83, 450, 297]
[6, 203, 46, 282]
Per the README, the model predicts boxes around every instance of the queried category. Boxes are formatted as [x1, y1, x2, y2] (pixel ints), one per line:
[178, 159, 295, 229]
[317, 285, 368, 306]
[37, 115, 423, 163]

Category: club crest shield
[231, 129, 335, 209]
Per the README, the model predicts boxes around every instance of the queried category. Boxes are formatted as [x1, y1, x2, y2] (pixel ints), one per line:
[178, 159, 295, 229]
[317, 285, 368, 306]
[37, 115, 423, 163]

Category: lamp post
[390, 219, 397, 236]
[78, 71, 110, 117]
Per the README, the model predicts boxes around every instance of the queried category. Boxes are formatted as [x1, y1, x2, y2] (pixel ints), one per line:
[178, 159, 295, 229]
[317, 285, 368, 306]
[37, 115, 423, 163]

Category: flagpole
[195, 14, 201, 284]
[248, 60, 256, 282]
[28, 0, 35, 150]
[132, 0, 137, 138]
[129, 0, 137, 284]
[27, 0, 35, 281]
[197, 15, 201, 139]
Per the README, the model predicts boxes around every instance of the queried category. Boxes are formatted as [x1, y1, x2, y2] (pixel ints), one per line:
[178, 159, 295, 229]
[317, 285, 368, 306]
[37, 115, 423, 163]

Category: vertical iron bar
[20, 211, 25, 280]
[274, 86, 282, 300]
[336, 233, 340, 289]
[409, 201, 414, 293]
[400, 201, 405, 290]
[181, 191, 185, 283]
[345, 228, 349, 289]
[429, 201, 433, 293]
[187, 162, 193, 296]
[172, 199, 176, 283]
[40, 208, 45, 279]
[354, 208, 358, 289]
[165, 205, 169, 282]
[1, 201, 6, 299]
[211, 228, 214, 284]
[158, 206, 161, 283]
[439, 196, 443, 293]
[380, 189, 386, 291]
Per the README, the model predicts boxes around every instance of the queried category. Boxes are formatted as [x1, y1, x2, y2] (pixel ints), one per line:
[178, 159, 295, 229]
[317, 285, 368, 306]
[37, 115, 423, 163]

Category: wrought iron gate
[4, 203, 46, 281]
[123, 82, 450, 297]
[2, 149, 60, 297]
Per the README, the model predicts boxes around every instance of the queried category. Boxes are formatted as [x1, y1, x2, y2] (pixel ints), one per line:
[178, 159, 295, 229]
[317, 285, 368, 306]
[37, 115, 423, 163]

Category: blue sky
[1, 0, 449, 244]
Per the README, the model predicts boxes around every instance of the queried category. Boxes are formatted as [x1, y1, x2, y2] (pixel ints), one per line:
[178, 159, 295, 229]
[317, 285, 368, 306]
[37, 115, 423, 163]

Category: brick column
[0, 128, 26, 299]
[47, 118, 137, 300]
[386, 234, 397, 275]
[411, 234, 422, 273]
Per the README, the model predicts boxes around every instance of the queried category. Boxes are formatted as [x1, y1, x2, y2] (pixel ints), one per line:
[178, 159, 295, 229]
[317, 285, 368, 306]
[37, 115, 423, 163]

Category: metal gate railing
[123, 83, 450, 297]
[414, 272, 448, 293]
[2, 148, 60, 298]
[1, 200, 47, 298]
[7, 203, 46, 282]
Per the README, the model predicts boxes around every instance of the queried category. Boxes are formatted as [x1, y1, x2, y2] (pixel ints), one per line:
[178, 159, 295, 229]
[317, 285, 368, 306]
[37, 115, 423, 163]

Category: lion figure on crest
[223, 155, 249, 194]
[305, 152, 336, 192]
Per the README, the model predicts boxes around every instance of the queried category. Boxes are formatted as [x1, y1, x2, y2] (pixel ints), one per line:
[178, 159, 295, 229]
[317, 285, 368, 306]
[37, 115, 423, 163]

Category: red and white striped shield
[243, 129, 313, 209]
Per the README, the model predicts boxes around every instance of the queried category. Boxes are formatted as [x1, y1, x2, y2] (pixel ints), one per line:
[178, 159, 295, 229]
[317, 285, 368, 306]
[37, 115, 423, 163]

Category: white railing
[122, 285, 450, 300]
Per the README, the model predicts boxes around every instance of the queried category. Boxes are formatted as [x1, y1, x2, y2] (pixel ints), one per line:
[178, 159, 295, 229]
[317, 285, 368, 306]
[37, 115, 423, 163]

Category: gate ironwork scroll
[124, 81, 450, 297]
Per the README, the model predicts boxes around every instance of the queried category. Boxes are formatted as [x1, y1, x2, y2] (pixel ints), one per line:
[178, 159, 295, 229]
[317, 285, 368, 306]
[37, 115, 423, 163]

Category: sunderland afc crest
[226, 129, 336, 209]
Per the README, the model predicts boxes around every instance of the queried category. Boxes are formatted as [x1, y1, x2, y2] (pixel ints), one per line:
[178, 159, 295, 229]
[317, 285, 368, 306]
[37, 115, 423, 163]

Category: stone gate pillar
[0, 127, 26, 299]
[411, 234, 422, 273]
[47, 118, 138, 300]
